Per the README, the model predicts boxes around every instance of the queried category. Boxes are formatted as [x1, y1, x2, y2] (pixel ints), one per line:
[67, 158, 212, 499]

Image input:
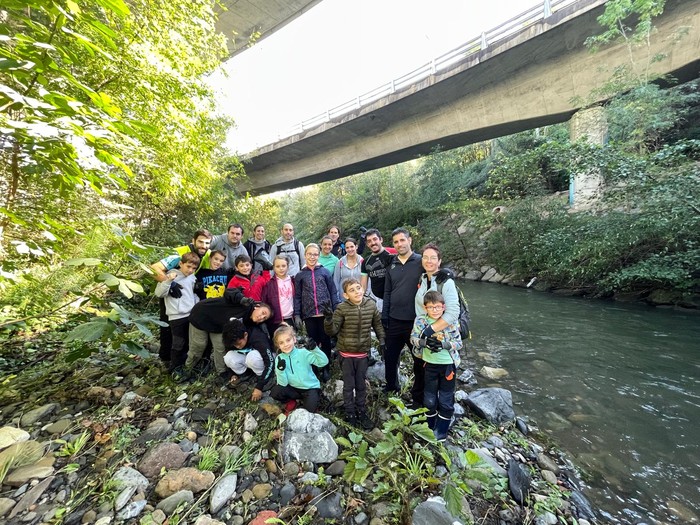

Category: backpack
[436, 280, 471, 340]
[277, 239, 302, 265]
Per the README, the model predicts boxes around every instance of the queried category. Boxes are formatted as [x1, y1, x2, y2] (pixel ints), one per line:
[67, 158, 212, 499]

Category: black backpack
[436, 276, 471, 340]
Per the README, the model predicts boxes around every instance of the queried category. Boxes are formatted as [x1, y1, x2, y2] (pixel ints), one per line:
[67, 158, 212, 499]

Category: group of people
[150, 222, 465, 440]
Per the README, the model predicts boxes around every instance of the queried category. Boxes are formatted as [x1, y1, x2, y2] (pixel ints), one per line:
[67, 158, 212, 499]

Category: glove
[420, 325, 435, 339]
[293, 315, 303, 331]
[417, 338, 428, 348]
[434, 267, 455, 285]
[254, 252, 273, 271]
[297, 336, 316, 350]
[240, 296, 255, 307]
[322, 304, 334, 321]
[193, 281, 204, 295]
[168, 281, 183, 298]
[378, 342, 386, 361]
[425, 337, 443, 352]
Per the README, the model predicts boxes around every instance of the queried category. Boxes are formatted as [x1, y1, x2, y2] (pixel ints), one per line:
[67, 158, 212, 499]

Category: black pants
[271, 384, 321, 412]
[304, 316, 332, 361]
[384, 317, 424, 405]
[159, 298, 172, 362]
[423, 362, 456, 419]
[169, 316, 190, 370]
[341, 356, 369, 416]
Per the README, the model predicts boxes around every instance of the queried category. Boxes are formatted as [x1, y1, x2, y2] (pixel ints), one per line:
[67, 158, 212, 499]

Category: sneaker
[358, 412, 374, 430]
[344, 413, 358, 426]
[284, 400, 298, 415]
[171, 366, 191, 383]
[227, 370, 255, 390]
[217, 370, 234, 384]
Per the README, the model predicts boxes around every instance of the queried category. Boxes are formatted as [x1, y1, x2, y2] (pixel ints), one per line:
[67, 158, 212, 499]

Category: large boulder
[286, 409, 336, 435]
[413, 496, 463, 525]
[282, 432, 338, 464]
[466, 388, 515, 424]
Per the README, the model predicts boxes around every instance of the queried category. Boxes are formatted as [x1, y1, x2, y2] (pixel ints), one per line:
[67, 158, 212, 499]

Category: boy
[410, 290, 462, 441]
[221, 319, 275, 401]
[271, 325, 328, 414]
[194, 250, 231, 299]
[154, 252, 200, 378]
[324, 278, 385, 429]
[227, 254, 270, 300]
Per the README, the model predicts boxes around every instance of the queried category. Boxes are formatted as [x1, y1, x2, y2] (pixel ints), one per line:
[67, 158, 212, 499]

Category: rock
[0, 498, 16, 517]
[488, 272, 505, 283]
[325, 460, 346, 476]
[0, 427, 30, 450]
[479, 366, 509, 380]
[209, 473, 237, 513]
[282, 431, 338, 463]
[194, 516, 226, 525]
[155, 468, 215, 498]
[537, 453, 560, 475]
[535, 511, 558, 525]
[138, 442, 188, 478]
[249, 510, 278, 525]
[5, 463, 55, 487]
[355, 511, 368, 524]
[541, 469, 557, 484]
[516, 417, 529, 435]
[0, 440, 46, 472]
[279, 482, 296, 506]
[117, 499, 147, 520]
[81, 510, 97, 523]
[507, 459, 530, 505]
[286, 409, 337, 435]
[156, 490, 193, 515]
[251, 483, 272, 500]
[176, 393, 187, 402]
[283, 462, 300, 476]
[136, 419, 172, 443]
[467, 448, 507, 477]
[243, 413, 258, 433]
[190, 408, 213, 422]
[570, 490, 596, 521]
[114, 485, 137, 511]
[111, 467, 150, 492]
[94, 516, 112, 525]
[299, 472, 318, 484]
[463, 270, 483, 281]
[119, 391, 144, 406]
[312, 492, 343, 519]
[44, 419, 72, 435]
[8, 476, 54, 518]
[466, 388, 515, 424]
[412, 496, 461, 525]
[19, 404, 59, 426]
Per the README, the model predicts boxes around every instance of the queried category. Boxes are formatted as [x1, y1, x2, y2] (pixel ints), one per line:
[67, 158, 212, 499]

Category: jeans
[423, 362, 456, 419]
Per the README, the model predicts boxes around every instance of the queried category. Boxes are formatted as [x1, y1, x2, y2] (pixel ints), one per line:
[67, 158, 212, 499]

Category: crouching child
[410, 290, 463, 441]
[270, 325, 329, 414]
[221, 318, 275, 401]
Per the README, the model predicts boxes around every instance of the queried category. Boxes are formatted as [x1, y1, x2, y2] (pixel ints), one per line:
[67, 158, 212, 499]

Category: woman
[414, 243, 460, 338]
[328, 226, 345, 258]
[318, 235, 340, 275]
[333, 237, 364, 303]
[294, 243, 339, 381]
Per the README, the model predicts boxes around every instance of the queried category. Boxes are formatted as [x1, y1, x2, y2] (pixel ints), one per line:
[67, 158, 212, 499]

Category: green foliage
[55, 430, 92, 458]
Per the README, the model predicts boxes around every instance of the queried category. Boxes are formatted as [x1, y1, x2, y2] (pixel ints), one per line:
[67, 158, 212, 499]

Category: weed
[55, 431, 92, 458]
[197, 445, 220, 472]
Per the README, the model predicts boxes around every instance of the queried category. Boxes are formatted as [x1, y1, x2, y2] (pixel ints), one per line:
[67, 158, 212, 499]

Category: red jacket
[227, 271, 270, 301]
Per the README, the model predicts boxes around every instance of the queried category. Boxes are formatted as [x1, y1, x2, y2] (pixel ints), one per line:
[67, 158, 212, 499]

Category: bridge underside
[241, 0, 700, 194]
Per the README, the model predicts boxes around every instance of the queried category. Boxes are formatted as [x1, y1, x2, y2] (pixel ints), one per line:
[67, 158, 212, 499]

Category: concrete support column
[569, 105, 607, 209]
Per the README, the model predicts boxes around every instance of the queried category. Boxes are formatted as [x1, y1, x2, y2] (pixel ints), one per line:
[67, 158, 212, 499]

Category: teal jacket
[274, 346, 329, 390]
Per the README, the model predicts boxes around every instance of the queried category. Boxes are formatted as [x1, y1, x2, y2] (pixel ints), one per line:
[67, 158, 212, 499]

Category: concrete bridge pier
[569, 105, 608, 209]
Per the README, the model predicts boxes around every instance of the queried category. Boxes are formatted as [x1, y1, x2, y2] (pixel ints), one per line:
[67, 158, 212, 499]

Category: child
[154, 252, 200, 378]
[410, 290, 462, 441]
[324, 278, 385, 429]
[222, 318, 275, 401]
[261, 255, 295, 333]
[194, 250, 231, 299]
[227, 254, 270, 300]
[270, 325, 329, 414]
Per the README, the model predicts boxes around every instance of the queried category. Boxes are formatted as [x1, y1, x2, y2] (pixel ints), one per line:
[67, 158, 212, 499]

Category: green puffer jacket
[324, 297, 385, 357]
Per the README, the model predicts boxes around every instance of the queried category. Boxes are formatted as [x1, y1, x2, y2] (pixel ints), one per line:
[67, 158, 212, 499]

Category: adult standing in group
[381, 228, 424, 407]
[150, 229, 213, 364]
[270, 223, 305, 277]
[244, 224, 272, 275]
[318, 236, 339, 275]
[294, 243, 339, 381]
[333, 237, 363, 303]
[328, 226, 345, 258]
[211, 224, 248, 272]
[414, 243, 460, 334]
[360, 229, 397, 312]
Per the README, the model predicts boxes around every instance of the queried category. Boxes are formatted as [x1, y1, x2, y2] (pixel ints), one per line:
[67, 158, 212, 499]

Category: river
[458, 280, 700, 524]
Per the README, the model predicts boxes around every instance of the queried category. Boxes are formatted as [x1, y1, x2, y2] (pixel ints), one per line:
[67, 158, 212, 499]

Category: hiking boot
[357, 412, 374, 430]
[284, 400, 298, 415]
[344, 413, 358, 426]
[434, 415, 451, 442]
[171, 366, 191, 383]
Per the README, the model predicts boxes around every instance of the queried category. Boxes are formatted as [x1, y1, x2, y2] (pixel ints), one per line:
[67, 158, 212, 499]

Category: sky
[210, 0, 542, 154]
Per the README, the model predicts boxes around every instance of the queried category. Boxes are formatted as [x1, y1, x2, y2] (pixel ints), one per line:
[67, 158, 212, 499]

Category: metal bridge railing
[253, 0, 580, 151]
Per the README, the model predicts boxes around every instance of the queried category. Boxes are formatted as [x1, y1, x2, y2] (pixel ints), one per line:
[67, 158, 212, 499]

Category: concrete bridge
[240, 0, 700, 194]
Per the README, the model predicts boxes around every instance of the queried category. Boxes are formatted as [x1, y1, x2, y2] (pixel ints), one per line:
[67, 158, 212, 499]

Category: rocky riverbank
[0, 334, 598, 525]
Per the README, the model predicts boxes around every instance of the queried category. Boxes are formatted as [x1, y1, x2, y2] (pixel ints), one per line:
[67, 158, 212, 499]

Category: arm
[410, 317, 428, 348]
[327, 270, 340, 309]
[154, 277, 174, 298]
[293, 273, 302, 316]
[251, 337, 275, 396]
[428, 280, 460, 332]
[371, 306, 385, 344]
[381, 271, 392, 324]
[333, 261, 342, 302]
[324, 303, 345, 337]
[307, 347, 329, 367]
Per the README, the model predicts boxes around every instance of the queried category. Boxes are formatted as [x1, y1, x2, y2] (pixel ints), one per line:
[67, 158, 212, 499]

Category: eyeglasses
[425, 305, 444, 311]
[306, 253, 320, 257]
[422, 256, 439, 261]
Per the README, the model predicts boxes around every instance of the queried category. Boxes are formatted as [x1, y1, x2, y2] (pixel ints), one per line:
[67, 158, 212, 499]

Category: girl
[261, 255, 296, 333]
[333, 237, 364, 303]
[318, 235, 339, 275]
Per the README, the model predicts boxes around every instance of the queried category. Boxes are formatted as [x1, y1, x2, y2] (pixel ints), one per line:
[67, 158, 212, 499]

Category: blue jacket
[275, 346, 329, 390]
[294, 265, 339, 319]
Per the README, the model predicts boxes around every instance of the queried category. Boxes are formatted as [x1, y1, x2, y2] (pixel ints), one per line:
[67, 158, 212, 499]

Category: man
[360, 228, 397, 312]
[211, 224, 248, 271]
[269, 223, 305, 277]
[185, 287, 273, 384]
[150, 229, 213, 363]
[381, 228, 424, 407]
[244, 224, 272, 275]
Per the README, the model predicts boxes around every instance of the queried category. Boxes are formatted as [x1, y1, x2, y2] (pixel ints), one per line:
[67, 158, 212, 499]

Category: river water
[458, 280, 700, 524]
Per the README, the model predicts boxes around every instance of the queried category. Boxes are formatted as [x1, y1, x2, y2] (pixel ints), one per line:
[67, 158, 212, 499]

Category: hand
[251, 388, 263, 402]
[420, 325, 435, 339]
[168, 281, 183, 298]
[426, 337, 442, 351]
[240, 296, 255, 307]
[378, 342, 386, 361]
[193, 281, 204, 294]
[417, 338, 428, 348]
[322, 304, 334, 320]
[254, 252, 273, 271]
[297, 336, 316, 350]
[293, 315, 303, 331]
[359, 226, 367, 234]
